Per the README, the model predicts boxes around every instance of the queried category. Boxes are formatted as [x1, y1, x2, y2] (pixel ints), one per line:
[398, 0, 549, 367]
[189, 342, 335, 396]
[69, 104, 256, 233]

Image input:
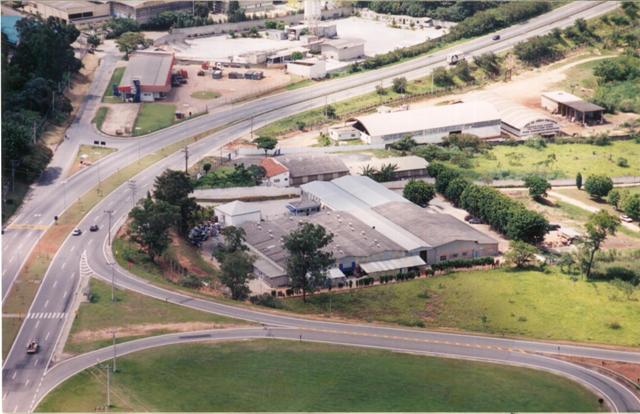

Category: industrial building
[320, 38, 365, 61]
[215, 200, 262, 226]
[110, 0, 193, 23]
[328, 124, 361, 141]
[260, 157, 290, 187]
[241, 176, 498, 287]
[275, 155, 349, 186]
[286, 58, 327, 80]
[24, 0, 111, 24]
[349, 102, 501, 145]
[117, 51, 175, 102]
[359, 8, 434, 29]
[345, 156, 429, 180]
[541, 91, 605, 125]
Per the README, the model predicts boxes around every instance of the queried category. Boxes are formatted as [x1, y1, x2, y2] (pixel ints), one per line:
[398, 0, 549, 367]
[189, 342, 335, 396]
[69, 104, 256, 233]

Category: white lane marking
[87, 239, 93, 247]
[44, 300, 49, 308]
[52, 280, 57, 288]
[63, 290, 68, 299]
[33, 358, 39, 367]
[9, 256, 15, 264]
[13, 404, 18, 413]
[24, 379, 30, 387]
[11, 371, 17, 379]
[34, 321, 40, 329]
[60, 262, 67, 270]
[45, 332, 50, 341]
[69, 245, 76, 253]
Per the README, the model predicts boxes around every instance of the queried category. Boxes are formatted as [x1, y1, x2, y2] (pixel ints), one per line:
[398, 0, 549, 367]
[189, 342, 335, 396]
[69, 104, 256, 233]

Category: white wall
[363, 123, 502, 145]
[321, 44, 364, 61]
[216, 211, 262, 226]
[266, 171, 290, 187]
[286, 60, 327, 79]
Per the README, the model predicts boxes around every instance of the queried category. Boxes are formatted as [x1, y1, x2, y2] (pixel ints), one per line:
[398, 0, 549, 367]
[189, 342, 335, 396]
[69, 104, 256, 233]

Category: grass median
[102, 67, 125, 104]
[91, 107, 109, 131]
[37, 339, 602, 412]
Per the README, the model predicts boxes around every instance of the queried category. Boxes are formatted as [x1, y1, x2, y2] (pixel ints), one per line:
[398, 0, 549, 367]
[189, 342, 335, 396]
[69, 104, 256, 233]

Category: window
[452, 253, 458, 258]
[462, 252, 467, 257]
[439, 255, 447, 261]
[274, 179, 280, 182]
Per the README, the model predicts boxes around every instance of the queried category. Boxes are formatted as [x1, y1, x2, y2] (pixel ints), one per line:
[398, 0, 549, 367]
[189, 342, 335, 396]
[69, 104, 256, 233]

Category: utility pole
[104, 210, 114, 245]
[106, 364, 111, 410]
[250, 116, 254, 142]
[32, 120, 37, 144]
[182, 146, 189, 173]
[108, 262, 115, 302]
[112, 331, 117, 372]
[63, 179, 68, 209]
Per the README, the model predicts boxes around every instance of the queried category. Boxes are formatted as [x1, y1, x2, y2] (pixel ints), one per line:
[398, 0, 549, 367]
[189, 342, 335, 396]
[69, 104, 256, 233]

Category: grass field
[64, 279, 245, 354]
[459, 140, 640, 180]
[132, 103, 177, 136]
[37, 340, 602, 412]
[279, 268, 640, 346]
[553, 59, 601, 100]
[102, 67, 125, 104]
[190, 90, 220, 100]
[92, 107, 109, 131]
[76, 144, 116, 166]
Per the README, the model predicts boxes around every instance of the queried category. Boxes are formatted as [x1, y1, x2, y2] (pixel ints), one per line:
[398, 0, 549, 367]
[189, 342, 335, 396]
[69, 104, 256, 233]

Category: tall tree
[504, 241, 538, 268]
[128, 194, 179, 262]
[403, 179, 435, 207]
[284, 223, 334, 302]
[154, 170, 200, 234]
[584, 175, 613, 200]
[220, 251, 254, 300]
[254, 136, 277, 156]
[576, 172, 582, 190]
[220, 226, 248, 253]
[581, 210, 620, 279]
[116, 32, 151, 59]
[524, 175, 551, 201]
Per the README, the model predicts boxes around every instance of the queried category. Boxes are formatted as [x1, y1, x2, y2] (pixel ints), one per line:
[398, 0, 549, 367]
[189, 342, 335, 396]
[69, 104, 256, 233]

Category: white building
[359, 8, 434, 29]
[260, 158, 290, 187]
[321, 38, 365, 61]
[349, 102, 501, 145]
[215, 201, 262, 226]
[328, 124, 361, 141]
[286, 58, 327, 80]
[346, 156, 428, 180]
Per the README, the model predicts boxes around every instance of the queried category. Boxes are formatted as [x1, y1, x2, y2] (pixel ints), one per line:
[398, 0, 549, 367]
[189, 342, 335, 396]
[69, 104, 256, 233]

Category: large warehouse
[241, 176, 498, 287]
[348, 102, 501, 145]
[24, 0, 111, 24]
[275, 155, 349, 186]
[110, 0, 193, 23]
[117, 51, 175, 102]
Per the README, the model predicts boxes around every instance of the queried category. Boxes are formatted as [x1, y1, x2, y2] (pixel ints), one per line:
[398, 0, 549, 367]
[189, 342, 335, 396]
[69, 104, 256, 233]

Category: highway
[3, 2, 639, 412]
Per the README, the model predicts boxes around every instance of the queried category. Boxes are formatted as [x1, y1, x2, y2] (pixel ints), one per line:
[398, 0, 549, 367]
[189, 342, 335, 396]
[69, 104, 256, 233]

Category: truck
[446, 51, 465, 65]
[26, 340, 39, 354]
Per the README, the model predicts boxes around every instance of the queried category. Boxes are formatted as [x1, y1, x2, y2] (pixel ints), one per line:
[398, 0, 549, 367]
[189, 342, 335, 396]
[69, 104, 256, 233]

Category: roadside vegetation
[132, 103, 177, 136]
[38, 340, 602, 412]
[91, 107, 109, 131]
[65, 278, 245, 354]
[102, 67, 125, 103]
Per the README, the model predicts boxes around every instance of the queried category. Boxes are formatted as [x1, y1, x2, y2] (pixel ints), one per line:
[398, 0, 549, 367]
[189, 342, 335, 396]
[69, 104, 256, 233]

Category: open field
[190, 90, 220, 100]
[132, 103, 177, 136]
[458, 141, 640, 181]
[64, 279, 245, 355]
[279, 268, 640, 347]
[102, 67, 125, 104]
[37, 340, 602, 412]
[68, 144, 117, 176]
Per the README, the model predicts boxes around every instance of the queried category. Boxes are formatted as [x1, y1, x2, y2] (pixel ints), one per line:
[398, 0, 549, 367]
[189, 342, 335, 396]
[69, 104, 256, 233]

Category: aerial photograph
[1, 0, 639, 412]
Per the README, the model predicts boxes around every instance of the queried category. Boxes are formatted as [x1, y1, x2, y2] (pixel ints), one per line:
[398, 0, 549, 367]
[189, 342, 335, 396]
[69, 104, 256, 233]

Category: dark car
[492, 34, 501, 41]
[27, 341, 39, 354]
[90, 224, 99, 232]
[464, 215, 482, 224]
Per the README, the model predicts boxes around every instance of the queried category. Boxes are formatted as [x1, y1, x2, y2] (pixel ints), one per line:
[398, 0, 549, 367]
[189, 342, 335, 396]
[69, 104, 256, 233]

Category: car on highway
[89, 224, 99, 232]
[26, 341, 39, 354]
[72, 228, 82, 236]
[620, 215, 633, 223]
[492, 34, 501, 40]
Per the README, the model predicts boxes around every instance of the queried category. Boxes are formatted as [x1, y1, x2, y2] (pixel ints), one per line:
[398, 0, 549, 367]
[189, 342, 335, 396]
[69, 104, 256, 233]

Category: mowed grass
[133, 103, 177, 136]
[76, 144, 116, 165]
[102, 67, 125, 103]
[37, 340, 602, 412]
[92, 107, 109, 131]
[280, 268, 640, 347]
[64, 279, 245, 355]
[190, 90, 220, 100]
[464, 140, 640, 180]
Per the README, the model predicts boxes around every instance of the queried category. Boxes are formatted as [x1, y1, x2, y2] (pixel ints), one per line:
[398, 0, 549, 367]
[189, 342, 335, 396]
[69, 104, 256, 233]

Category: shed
[321, 38, 365, 61]
[541, 91, 604, 125]
[215, 201, 261, 226]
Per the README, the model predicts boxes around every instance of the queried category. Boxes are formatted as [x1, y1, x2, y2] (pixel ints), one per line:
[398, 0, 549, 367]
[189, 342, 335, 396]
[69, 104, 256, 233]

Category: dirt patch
[69, 321, 240, 343]
[101, 102, 140, 136]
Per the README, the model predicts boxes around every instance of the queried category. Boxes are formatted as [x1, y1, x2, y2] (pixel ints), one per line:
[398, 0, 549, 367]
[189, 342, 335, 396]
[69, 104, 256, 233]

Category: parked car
[464, 215, 482, 224]
[620, 215, 633, 223]
[72, 228, 82, 236]
[492, 34, 501, 40]
[26, 341, 39, 354]
[90, 224, 99, 232]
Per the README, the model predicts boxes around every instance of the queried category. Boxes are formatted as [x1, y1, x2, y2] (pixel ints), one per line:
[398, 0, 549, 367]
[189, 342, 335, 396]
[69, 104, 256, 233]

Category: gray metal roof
[276, 155, 349, 179]
[468, 92, 557, 131]
[120, 51, 174, 88]
[333, 175, 408, 207]
[360, 255, 426, 274]
[374, 202, 498, 247]
[215, 200, 260, 216]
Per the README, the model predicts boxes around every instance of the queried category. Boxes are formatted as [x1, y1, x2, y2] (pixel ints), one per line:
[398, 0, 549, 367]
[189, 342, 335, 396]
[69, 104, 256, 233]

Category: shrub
[431, 256, 494, 271]
[622, 193, 640, 220]
[249, 293, 282, 308]
[584, 175, 613, 199]
[616, 157, 629, 168]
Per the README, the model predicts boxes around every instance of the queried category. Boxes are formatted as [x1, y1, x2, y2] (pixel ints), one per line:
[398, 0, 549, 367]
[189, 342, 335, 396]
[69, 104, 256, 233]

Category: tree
[128, 195, 179, 262]
[220, 250, 254, 300]
[607, 188, 621, 209]
[202, 163, 212, 174]
[116, 32, 151, 59]
[254, 136, 277, 156]
[290, 51, 304, 60]
[375, 163, 397, 182]
[87, 34, 101, 48]
[524, 175, 551, 200]
[444, 177, 470, 207]
[392, 77, 407, 93]
[451, 59, 474, 83]
[584, 175, 613, 200]
[505, 208, 549, 244]
[154, 170, 200, 234]
[221, 226, 248, 253]
[473, 52, 501, 77]
[283, 223, 334, 302]
[504, 241, 538, 268]
[576, 172, 582, 190]
[432, 67, 454, 87]
[324, 104, 337, 119]
[621, 193, 640, 220]
[581, 210, 620, 279]
[227, 1, 246, 22]
[403, 179, 435, 207]
[103, 17, 140, 39]
[388, 136, 416, 151]
[514, 34, 563, 67]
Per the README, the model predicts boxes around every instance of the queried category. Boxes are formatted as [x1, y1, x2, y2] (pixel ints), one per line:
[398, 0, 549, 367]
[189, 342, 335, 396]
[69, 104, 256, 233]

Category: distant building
[346, 156, 429, 180]
[286, 58, 327, 80]
[260, 157, 290, 187]
[215, 200, 261, 226]
[24, 0, 111, 24]
[117, 51, 175, 102]
[110, 0, 193, 23]
[541, 91, 604, 125]
[349, 102, 501, 145]
[359, 8, 434, 29]
[275, 154, 349, 186]
[328, 124, 361, 141]
[321, 38, 365, 61]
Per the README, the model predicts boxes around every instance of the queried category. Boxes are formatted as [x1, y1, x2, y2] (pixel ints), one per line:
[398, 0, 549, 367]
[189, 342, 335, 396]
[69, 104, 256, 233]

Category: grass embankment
[133, 103, 177, 136]
[37, 340, 602, 412]
[279, 268, 640, 347]
[455, 141, 640, 181]
[190, 90, 220, 100]
[102, 67, 125, 104]
[554, 59, 601, 99]
[92, 107, 109, 131]
[65, 279, 245, 354]
[76, 144, 116, 166]
[1, 179, 31, 224]
[2, 128, 217, 358]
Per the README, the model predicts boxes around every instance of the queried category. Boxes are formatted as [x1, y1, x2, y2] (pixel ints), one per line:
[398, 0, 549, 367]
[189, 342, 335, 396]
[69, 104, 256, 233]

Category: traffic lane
[2, 228, 44, 300]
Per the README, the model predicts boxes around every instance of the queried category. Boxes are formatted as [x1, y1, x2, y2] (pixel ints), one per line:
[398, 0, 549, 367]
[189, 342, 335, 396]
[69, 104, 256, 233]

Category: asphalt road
[4, 2, 638, 412]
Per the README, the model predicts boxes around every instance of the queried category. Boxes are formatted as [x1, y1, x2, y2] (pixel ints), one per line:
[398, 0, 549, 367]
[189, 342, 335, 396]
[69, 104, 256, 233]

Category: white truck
[446, 51, 465, 65]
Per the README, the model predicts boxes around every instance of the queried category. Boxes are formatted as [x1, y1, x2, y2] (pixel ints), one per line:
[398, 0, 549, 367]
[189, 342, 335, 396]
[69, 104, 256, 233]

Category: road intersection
[3, 2, 639, 412]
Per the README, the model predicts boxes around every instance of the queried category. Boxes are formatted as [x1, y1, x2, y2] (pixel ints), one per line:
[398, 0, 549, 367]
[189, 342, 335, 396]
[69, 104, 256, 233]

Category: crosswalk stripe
[28, 312, 65, 319]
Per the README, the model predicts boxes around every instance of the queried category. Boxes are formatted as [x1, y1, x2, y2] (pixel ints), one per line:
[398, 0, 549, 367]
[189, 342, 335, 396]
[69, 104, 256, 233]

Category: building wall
[286, 60, 327, 79]
[111, 1, 193, 23]
[289, 170, 348, 186]
[361, 122, 501, 145]
[26, 1, 110, 22]
[540, 96, 560, 113]
[265, 171, 290, 187]
[329, 128, 361, 141]
[216, 211, 261, 226]
[321, 43, 364, 61]
[426, 240, 499, 263]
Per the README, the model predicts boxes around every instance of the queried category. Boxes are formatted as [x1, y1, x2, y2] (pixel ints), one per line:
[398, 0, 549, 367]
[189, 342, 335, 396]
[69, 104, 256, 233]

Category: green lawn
[76, 144, 116, 166]
[102, 67, 125, 103]
[279, 268, 640, 347]
[460, 140, 640, 180]
[37, 340, 602, 412]
[132, 103, 177, 136]
[190, 90, 220, 100]
[64, 279, 244, 354]
[92, 107, 109, 131]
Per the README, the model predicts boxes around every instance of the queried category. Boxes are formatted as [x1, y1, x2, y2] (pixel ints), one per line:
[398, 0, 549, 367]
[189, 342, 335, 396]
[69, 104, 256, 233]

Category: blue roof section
[1, 15, 22, 45]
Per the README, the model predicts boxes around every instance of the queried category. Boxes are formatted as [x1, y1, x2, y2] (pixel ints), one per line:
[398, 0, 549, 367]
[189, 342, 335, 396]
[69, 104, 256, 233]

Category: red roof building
[260, 158, 290, 187]
[117, 51, 174, 101]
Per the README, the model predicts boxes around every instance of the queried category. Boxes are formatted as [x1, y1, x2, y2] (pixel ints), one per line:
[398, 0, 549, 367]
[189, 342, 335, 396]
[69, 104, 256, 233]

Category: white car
[72, 228, 82, 236]
[620, 215, 633, 223]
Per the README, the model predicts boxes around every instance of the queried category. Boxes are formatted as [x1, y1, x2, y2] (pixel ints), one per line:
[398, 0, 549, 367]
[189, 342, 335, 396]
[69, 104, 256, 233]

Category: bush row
[431, 257, 495, 271]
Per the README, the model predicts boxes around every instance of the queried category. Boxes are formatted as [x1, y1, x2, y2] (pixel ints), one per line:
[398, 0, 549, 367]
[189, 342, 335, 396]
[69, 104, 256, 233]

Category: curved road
[4, 2, 639, 412]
